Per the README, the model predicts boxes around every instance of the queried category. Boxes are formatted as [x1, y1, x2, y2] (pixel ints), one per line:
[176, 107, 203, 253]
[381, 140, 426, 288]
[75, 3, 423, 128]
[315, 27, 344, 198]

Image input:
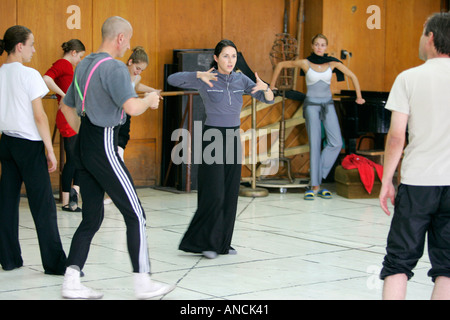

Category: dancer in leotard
[270, 34, 365, 200]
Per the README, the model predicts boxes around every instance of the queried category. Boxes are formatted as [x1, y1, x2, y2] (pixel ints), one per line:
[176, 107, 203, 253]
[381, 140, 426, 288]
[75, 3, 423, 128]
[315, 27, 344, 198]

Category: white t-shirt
[385, 58, 450, 186]
[0, 62, 49, 141]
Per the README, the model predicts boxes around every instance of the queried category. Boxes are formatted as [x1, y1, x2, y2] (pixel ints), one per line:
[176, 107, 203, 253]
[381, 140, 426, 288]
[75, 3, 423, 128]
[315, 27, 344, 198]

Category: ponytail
[0, 39, 5, 56]
[0, 25, 32, 56]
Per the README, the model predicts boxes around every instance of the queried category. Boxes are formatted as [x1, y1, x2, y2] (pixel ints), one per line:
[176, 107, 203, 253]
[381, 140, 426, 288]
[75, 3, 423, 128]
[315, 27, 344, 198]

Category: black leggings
[61, 135, 80, 192]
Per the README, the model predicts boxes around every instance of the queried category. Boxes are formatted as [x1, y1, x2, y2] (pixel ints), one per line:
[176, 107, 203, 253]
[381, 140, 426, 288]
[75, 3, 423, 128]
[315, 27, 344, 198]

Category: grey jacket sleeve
[167, 72, 202, 90]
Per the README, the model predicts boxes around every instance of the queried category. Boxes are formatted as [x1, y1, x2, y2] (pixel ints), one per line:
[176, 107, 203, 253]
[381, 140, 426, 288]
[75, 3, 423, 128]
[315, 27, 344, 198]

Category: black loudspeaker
[161, 49, 213, 191]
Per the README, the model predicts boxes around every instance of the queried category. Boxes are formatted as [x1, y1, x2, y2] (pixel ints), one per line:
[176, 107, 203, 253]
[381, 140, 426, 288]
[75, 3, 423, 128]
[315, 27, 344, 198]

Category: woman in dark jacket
[168, 39, 274, 259]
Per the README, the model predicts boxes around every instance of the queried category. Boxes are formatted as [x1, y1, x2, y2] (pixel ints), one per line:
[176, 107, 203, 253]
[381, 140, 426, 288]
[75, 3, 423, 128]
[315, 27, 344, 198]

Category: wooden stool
[334, 165, 381, 199]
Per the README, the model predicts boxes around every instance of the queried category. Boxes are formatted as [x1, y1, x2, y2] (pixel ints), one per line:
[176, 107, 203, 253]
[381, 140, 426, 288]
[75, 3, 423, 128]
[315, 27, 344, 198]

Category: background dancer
[270, 34, 365, 200]
[0, 25, 66, 274]
[44, 39, 85, 212]
[120, 46, 162, 159]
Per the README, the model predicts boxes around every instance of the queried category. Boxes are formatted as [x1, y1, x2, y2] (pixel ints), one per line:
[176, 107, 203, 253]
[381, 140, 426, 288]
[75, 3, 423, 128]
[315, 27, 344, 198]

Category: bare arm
[332, 62, 365, 104]
[269, 60, 305, 89]
[134, 75, 162, 98]
[379, 111, 408, 216]
[43, 75, 66, 100]
[61, 101, 80, 133]
[136, 83, 162, 96]
[32, 97, 57, 173]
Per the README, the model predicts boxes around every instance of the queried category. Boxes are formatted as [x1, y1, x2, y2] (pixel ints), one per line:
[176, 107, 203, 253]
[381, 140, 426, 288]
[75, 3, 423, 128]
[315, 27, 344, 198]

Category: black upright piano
[335, 90, 391, 155]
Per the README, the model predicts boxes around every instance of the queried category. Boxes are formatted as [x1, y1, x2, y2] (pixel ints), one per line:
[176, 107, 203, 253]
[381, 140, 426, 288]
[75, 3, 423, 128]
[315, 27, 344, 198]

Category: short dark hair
[210, 39, 238, 69]
[424, 11, 450, 55]
[0, 25, 32, 56]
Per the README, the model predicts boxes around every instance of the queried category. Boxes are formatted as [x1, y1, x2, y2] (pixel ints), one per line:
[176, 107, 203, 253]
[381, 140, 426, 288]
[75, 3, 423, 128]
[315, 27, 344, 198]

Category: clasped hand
[144, 91, 162, 109]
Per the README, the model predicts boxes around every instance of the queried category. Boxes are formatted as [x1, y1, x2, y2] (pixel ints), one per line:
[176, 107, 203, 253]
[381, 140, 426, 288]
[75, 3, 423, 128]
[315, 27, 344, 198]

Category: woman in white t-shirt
[0, 25, 66, 274]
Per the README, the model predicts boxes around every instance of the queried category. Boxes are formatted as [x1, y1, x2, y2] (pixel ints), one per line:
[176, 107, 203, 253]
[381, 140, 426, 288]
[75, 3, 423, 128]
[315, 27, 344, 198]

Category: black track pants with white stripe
[66, 116, 150, 273]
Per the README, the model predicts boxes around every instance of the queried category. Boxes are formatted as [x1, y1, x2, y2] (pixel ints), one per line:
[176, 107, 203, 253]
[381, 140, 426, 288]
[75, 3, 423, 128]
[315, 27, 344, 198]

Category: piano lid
[337, 90, 391, 136]
[336, 90, 389, 104]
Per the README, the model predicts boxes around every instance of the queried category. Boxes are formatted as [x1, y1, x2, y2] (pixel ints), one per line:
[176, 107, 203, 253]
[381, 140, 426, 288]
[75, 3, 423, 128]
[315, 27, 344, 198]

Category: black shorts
[380, 184, 450, 281]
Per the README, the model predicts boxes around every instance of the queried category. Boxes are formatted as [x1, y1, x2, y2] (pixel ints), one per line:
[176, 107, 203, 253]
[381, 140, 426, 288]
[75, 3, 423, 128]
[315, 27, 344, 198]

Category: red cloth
[341, 154, 383, 194]
[45, 59, 77, 138]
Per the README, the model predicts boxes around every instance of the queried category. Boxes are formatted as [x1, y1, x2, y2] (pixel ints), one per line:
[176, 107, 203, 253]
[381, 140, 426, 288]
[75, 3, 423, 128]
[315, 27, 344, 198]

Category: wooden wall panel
[15, 0, 93, 189]
[125, 139, 157, 186]
[302, 0, 323, 57]
[157, 0, 222, 80]
[17, 0, 93, 73]
[223, 0, 286, 82]
[91, 0, 157, 70]
[322, 0, 386, 93]
[303, 0, 441, 93]
[299, 0, 323, 94]
[384, 0, 441, 91]
[0, 0, 17, 66]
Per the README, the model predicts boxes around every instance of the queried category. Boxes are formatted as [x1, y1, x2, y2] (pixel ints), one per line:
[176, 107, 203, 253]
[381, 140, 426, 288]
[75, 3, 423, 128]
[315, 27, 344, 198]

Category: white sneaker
[134, 273, 175, 299]
[62, 266, 103, 299]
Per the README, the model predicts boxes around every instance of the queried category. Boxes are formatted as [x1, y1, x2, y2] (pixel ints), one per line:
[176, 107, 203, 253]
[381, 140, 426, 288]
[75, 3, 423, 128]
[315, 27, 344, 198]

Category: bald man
[61, 16, 174, 299]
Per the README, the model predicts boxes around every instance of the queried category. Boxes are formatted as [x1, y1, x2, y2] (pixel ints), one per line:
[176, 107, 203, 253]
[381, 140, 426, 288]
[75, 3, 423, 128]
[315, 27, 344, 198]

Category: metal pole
[239, 98, 268, 198]
[186, 93, 193, 193]
[251, 98, 257, 190]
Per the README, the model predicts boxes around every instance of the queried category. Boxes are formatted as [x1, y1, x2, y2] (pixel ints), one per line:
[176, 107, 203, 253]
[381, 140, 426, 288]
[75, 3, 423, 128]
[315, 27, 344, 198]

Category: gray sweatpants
[304, 103, 343, 187]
